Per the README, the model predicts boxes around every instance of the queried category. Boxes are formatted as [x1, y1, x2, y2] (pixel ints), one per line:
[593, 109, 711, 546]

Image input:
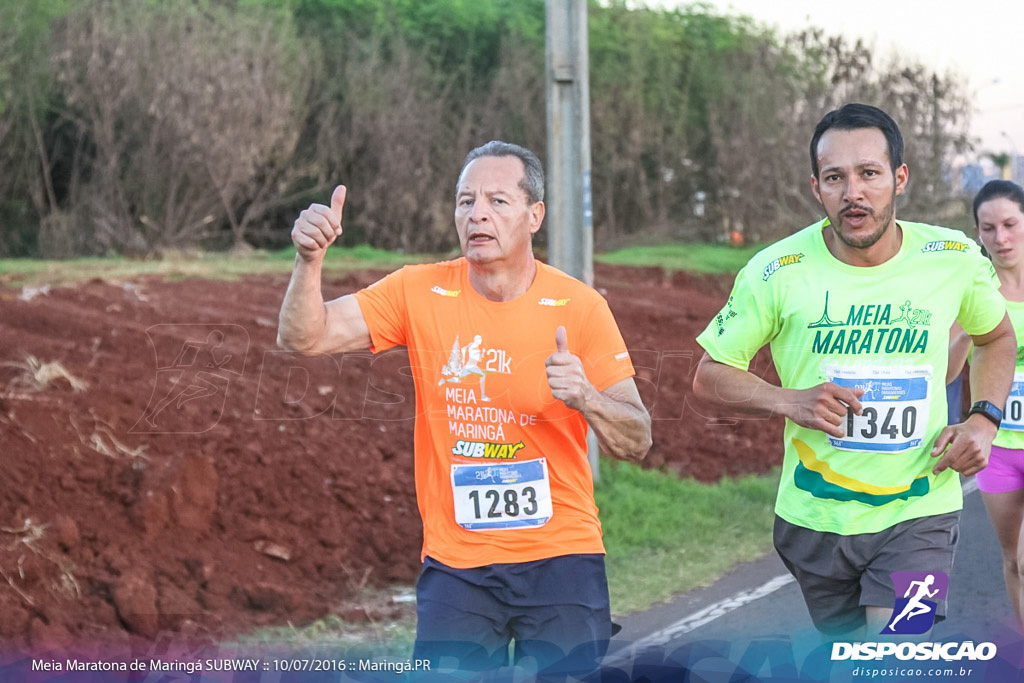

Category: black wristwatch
[968, 400, 1003, 428]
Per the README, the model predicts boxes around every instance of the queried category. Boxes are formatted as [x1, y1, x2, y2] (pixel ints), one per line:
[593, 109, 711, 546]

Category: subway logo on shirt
[763, 253, 805, 281]
[920, 240, 970, 253]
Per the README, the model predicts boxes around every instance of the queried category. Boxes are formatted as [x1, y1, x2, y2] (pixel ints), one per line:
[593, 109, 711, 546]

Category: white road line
[608, 573, 795, 663]
[610, 479, 980, 662]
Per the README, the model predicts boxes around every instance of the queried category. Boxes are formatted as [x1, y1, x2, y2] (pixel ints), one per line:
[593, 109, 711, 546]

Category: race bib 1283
[451, 459, 553, 531]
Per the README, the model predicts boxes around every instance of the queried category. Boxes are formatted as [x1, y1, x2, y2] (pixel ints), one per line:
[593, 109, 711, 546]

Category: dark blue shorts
[412, 554, 611, 678]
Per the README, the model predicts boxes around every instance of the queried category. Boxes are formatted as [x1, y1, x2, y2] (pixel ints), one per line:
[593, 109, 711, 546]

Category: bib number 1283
[451, 459, 553, 531]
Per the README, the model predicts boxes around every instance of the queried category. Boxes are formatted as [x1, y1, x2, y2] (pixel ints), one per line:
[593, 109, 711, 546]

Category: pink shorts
[976, 445, 1024, 494]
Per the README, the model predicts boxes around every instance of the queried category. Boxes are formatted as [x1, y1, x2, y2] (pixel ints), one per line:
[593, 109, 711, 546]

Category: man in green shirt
[694, 103, 1017, 637]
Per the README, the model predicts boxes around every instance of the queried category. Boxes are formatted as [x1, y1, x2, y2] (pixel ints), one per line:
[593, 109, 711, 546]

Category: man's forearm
[693, 353, 792, 418]
[277, 256, 328, 353]
[582, 391, 652, 463]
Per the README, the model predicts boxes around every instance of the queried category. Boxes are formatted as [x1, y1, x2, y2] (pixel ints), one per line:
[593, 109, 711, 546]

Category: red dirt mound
[0, 263, 782, 655]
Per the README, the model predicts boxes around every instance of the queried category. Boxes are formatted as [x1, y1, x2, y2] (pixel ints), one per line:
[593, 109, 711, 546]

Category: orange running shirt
[353, 258, 635, 568]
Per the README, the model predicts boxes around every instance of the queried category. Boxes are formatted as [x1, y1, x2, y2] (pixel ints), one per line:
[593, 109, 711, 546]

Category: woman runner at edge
[950, 179, 1024, 632]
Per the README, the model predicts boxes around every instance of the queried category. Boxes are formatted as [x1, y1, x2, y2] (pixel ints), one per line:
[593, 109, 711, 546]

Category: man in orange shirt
[278, 141, 652, 678]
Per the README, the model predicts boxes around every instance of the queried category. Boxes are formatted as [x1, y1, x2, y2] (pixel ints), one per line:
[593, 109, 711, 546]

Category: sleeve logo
[716, 297, 738, 336]
[920, 240, 970, 253]
[762, 253, 804, 281]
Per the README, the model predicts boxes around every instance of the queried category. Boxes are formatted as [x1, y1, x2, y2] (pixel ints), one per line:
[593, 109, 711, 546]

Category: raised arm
[545, 326, 652, 462]
[277, 185, 373, 355]
[692, 351, 864, 439]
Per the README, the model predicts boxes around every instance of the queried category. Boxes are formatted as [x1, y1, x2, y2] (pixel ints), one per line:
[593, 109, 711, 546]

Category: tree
[295, 0, 546, 252]
[49, 0, 312, 255]
[988, 152, 1012, 180]
[0, 0, 74, 256]
[0, 0, 977, 256]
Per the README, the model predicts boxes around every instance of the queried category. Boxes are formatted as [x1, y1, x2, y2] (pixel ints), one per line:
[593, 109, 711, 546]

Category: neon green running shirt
[995, 299, 1024, 449]
[697, 219, 1006, 535]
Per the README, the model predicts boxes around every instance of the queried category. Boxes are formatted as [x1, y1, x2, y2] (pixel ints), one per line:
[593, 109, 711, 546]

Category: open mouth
[840, 206, 872, 227]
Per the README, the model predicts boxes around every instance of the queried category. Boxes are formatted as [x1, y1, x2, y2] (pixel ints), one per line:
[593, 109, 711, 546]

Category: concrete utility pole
[545, 0, 593, 287]
[545, 0, 599, 479]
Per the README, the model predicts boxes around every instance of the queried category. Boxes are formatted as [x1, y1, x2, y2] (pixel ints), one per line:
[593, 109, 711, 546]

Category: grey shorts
[773, 512, 960, 635]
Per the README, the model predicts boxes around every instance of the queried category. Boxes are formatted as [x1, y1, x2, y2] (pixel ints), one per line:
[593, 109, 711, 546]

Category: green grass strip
[0, 242, 759, 289]
[596, 243, 762, 274]
[596, 459, 779, 615]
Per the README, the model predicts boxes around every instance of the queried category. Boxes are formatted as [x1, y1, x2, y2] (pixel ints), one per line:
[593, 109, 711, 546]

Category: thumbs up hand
[291, 185, 347, 262]
[545, 325, 591, 412]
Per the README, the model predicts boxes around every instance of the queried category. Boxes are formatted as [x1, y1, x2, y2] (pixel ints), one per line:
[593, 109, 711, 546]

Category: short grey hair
[458, 140, 545, 204]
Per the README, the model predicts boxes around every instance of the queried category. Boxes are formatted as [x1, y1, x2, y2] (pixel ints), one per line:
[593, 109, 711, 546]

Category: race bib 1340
[827, 365, 932, 453]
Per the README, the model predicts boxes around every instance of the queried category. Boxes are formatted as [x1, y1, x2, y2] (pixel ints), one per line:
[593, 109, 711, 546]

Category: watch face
[971, 401, 1003, 424]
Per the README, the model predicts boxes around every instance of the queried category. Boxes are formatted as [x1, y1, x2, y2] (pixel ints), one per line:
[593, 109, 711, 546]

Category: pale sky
[657, 0, 1024, 158]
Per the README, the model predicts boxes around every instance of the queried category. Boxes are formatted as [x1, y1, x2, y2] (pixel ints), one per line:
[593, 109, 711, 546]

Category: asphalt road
[603, 479, 1022, 682]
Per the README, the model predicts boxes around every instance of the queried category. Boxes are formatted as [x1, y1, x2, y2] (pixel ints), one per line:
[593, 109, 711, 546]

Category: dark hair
[809, 103, 904, 179]
[972, 179, 1024, 226]
[459, 140, 545, 204]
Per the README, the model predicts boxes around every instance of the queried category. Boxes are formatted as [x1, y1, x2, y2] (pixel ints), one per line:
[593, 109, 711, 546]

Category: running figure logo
[858, 380, 877, 400]
[439, 334, 491, 401]
[132, 324, 248, 433]
[881, 571, 949, 635]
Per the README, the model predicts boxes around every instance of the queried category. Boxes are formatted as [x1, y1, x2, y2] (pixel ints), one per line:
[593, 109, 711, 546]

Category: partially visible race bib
[451, 459, 553, 531]
[827, 365, 932, 453]
[1004, 372, 1024, 432]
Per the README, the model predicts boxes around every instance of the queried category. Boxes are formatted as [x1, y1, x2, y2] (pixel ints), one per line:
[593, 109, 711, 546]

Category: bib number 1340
[827, 367, 931, 453]
[845, 405, 918, 442]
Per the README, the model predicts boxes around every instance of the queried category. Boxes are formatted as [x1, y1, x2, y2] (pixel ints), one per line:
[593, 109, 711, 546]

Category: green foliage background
[0, 0, 974, 258]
